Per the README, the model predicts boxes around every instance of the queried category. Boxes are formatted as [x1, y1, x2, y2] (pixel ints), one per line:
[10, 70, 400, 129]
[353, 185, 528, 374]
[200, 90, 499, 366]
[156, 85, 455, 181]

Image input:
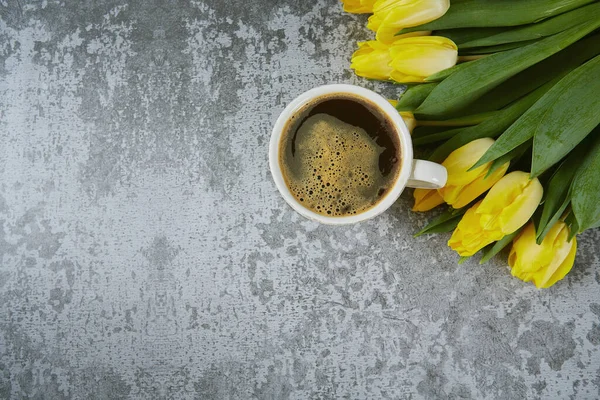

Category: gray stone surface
[0, 0, 599, 398]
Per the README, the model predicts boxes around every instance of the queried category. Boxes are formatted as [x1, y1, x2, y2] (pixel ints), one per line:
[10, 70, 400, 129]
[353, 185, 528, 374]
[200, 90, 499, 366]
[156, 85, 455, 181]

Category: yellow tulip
[388, 37, 457, 82]
[412, 188, 444, 211]
[351, 40, 394, 81]
[368, 0, 450, 43]
[351, 36, 457, 83]
[438, 138, 509, 209]
[367, 14, 383, 31]
[508, 222, 577, 288]
[340, 0, 377, 14]
[449, 171, 543, 256]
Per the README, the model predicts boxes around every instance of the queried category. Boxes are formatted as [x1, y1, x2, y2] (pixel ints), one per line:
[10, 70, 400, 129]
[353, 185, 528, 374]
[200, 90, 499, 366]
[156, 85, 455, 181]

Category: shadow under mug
[269, 84, 447, 225]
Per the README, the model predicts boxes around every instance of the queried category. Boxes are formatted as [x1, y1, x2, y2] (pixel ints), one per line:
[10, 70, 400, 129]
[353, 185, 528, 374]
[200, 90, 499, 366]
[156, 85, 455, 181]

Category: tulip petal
[368, 14, 383, 31]
[413, 188, 444, 211]
[449, 162, 508, 209]
[437, 138, 508, 209]
[449, 200, 501, 256]
[442, 138, 494, 186]
[478, 172, 543, 234]
[351, 42, 394, 80]
[374, 0, 450, 29]
[448, 171, 542, 257]
[372, 0, 400, 16]
[343, 3, 375, 13]
[377, 29, 432, 45]
[497, 178, 543, 234]
[528, 223, 572, 287]
[389, 37, 457, 77]
[510, 223, 551, 275]
[342, 0, 377, 13]
[479, 172, 530, 215]
[508, 221, 576, 289]
[387, 35, 457, 50]
[389, 50, 457, 80]
[540, 236, 577, 288]
[389, 71, 429, 83]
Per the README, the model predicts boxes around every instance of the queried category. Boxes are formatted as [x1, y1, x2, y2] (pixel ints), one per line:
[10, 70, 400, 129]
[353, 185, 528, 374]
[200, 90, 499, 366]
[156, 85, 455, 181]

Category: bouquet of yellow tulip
[341, 0, 600, 288]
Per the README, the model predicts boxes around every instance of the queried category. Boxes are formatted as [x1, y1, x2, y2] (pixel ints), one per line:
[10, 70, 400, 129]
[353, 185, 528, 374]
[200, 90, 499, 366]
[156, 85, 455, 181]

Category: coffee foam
[287, 114, 388, 216]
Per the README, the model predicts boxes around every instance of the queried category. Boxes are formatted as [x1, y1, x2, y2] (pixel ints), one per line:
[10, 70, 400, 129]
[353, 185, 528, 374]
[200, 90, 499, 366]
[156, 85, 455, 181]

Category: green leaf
[530, 56, 600, 176]
[479, 227, 523, 264]
[428, 81, 553, 163]
[395, 84, 437, 111]
[415, 21, 600, 119]
[424, 62, 471, 82]
[564, 210, 579, 240]
[460, 39, 540, 55]
[571, 130, 600, 232]
[484, 140, 531, 178]
[460, 2, 600, 49]
[458, 256, 471, 265]
[435, 27, 510, 46]
[412, 126, 449, 138]
[399, 0, 596, 33]
[535, 142, 590, 243]
[413, 128, 464, 146]
[414, 207, 467, 237]
[462, 34, 600, 117]
[417, 111, 497, 126]
[585, 219, 600, 232]
[472, 50, 600, 171]
[537, 196, 571, 245]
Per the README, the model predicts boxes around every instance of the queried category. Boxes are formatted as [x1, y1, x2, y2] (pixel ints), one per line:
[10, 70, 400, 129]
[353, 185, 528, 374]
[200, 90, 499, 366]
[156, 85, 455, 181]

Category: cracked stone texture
[1, 1, 599, 399]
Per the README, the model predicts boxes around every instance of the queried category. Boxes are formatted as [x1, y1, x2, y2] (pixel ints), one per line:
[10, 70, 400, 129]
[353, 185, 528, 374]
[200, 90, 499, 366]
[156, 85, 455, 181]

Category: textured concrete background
[1, 1, 599, 399]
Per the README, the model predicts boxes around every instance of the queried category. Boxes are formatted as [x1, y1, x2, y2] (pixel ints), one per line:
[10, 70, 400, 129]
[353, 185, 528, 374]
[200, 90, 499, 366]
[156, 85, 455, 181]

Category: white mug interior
[269, 84, 414, 225]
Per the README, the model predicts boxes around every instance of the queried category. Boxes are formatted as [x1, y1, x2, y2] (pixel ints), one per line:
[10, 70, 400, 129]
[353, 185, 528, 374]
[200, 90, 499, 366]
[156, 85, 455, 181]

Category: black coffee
[279, 93, 402, 217]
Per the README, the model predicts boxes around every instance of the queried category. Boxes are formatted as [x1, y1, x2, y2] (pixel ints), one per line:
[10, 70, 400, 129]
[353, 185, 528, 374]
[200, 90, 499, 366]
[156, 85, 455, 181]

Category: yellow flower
[438, 138, 509, 209]
[388, 37, 457, 82]
[351, 40, 394, 81]
[351, 36, 457, 83]
[367, 14, 383, 31]
[341, 0, 377, 14]
[369, 0, 450, 43]
[449, 171, 543, 256]
[509, 222, 576, 289]
[413, 188, 444, 211]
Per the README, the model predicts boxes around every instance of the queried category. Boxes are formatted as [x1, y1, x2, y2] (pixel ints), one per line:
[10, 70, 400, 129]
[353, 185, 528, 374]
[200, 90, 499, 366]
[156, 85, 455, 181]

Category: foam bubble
[285, 114, 393, 217]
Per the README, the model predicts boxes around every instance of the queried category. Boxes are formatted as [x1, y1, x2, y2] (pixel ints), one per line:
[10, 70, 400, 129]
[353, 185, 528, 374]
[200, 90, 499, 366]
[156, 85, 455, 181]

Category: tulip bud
[413, 188, 444, 212]
[370, 0, 450, 43]
[388, 36, 457, 82]
[449, 171, 543, 256]
[351, 36, 457, 83]
[340, 0, 377, 14]
[367, 14, 384, 32]
[351, 40, 394, 81]
[438, 138, 509, 209]
[509, 222, 576, 288]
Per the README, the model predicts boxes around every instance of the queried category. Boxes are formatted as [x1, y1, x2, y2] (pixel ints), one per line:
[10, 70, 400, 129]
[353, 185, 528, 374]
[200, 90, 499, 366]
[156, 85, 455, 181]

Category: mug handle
[406, 159, 448, 189]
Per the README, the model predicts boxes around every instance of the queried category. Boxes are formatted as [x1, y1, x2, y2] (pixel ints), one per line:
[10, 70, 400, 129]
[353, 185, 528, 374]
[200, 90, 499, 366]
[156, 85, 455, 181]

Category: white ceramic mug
[269, 84, 447, 225]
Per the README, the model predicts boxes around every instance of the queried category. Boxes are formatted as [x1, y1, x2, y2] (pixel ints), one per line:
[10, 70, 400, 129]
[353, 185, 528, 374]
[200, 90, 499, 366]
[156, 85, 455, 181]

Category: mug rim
[269, 84, 413, 225]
